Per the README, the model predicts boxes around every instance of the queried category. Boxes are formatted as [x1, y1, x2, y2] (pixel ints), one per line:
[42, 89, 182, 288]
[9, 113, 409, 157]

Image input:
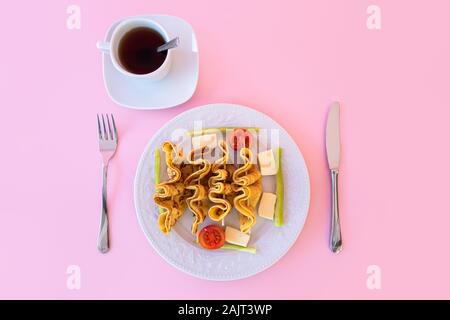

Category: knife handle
[330, 169, 343, 253]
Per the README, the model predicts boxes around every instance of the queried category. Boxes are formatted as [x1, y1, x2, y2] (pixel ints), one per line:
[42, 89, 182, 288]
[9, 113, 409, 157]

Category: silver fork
[96, 114, 118, 253]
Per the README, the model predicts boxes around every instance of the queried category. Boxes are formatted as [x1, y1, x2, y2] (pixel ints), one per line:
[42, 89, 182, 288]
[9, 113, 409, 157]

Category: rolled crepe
[232, 148, 262, 233]
[184, 147, 212, 234]
[154, 141, 187, 235]
[208, 140, 233, 222]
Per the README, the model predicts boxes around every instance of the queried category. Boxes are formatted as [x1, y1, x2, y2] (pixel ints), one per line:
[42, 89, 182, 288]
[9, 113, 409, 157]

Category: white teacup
[97, 18, 172, 81]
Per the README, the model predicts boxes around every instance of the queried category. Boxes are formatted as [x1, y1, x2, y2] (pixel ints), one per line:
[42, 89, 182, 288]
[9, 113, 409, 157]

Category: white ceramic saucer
[101, 15, 199, 110]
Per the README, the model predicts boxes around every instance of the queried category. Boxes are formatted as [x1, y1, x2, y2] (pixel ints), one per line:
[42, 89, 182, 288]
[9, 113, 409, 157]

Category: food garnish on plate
[258, 192, 277, 220]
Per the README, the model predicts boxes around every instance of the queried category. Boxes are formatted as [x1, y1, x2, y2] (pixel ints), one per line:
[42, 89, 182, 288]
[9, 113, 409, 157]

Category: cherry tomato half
[198, 225, 225, 250]
[229, 128, 253, 151]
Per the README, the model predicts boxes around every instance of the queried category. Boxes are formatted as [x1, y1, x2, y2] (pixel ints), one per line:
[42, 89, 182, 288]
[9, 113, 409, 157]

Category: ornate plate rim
[133, 103, 310, 281]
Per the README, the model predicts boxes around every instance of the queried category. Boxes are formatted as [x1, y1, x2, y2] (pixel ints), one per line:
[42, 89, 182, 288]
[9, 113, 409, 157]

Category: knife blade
[326, 102, 343, 253]
[326, 102, 341, 170]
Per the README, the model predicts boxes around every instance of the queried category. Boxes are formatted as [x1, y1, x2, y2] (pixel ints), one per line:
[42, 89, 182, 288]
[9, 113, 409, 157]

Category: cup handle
[96, 41, 111, 53]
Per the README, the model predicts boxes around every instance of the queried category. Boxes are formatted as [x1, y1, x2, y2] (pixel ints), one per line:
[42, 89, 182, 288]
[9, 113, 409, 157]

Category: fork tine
[106, 114, 113, 141]
[97, 114, 103, 140]
[111, 114, 117, 141]
[101, 114, 108, 140]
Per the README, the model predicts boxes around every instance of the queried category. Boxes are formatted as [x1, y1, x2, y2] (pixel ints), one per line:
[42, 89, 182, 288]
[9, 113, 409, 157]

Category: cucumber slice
[275, 147, 284, 227]
[155, 148, 161, 184]
[154, 148, 163, 214]
[221, 244, 257, 254]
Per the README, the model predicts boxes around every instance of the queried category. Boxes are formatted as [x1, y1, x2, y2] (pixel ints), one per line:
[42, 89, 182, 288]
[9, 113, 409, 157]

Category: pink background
[0, 0, 449, 299]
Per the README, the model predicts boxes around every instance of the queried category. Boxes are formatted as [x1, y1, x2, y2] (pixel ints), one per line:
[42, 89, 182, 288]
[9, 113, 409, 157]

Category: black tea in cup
[118, 27, 168, 75]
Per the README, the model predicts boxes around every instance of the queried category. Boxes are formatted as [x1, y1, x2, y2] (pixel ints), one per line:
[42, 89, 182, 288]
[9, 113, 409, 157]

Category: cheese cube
[258, 192, 277, 220]
[191, 134, 217, 150]
[258, 149, 277, 175]
[225, 226, 250, 247]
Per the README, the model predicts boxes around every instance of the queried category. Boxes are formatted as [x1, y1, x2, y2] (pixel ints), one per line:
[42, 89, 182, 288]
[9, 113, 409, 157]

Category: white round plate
[101, 15, 199, 110]
[134, 104, 310, 280]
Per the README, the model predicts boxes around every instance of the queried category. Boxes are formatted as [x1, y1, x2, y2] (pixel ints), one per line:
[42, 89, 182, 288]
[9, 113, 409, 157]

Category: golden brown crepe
[184, 148, 211, 185]
[208, 140, 233, 222]
[232, 148, 262, 233]
[233, 148, 262, 186]
[154, 142, 187, 235]
[185, 184, 208, 234]
[184, 148, 212, 234]
[153, 139, 264, 236]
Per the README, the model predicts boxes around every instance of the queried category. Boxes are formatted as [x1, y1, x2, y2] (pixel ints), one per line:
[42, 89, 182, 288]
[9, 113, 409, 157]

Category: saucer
[101, 15, 199, 110]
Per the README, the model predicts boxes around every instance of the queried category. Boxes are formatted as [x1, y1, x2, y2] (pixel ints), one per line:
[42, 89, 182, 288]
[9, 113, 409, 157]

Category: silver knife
[326, 102, 343, 253]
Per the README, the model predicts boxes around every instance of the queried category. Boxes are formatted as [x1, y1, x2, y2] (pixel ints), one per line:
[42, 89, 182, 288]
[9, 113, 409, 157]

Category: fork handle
[97, 164, 110, 253]
[330, 169, 343, 253]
